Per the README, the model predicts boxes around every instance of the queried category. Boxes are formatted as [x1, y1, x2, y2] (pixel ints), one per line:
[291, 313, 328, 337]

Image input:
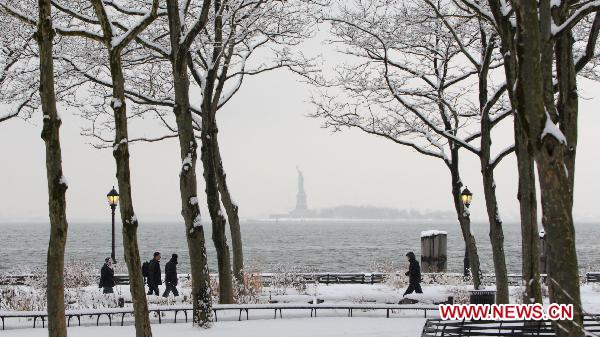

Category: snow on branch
[552, 0, 600, 38]
[489, 144, 515, 168]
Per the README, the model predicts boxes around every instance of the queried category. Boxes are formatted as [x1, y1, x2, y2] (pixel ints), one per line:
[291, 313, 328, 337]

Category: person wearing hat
[403, 251, 423, 296]
[147, 252, 162, 296]
[99, 257, 116, 294]
[162, 254, 179, 297]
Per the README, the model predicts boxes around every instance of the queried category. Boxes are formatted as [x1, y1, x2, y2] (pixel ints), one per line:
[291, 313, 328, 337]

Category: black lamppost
[107, 186, 119, 264]
[461, 186, 473, 277]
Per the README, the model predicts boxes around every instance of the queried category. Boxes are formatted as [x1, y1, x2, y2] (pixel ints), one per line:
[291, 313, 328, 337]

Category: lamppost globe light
[461, 186, 473, 207]
[107, 186, 119, 207]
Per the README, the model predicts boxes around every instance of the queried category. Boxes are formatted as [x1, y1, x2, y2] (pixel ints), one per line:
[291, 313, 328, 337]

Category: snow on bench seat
[0, 303, 438, 329]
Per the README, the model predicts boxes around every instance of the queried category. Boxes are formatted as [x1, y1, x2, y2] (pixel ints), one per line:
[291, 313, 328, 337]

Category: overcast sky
[1, 29, 600, 224]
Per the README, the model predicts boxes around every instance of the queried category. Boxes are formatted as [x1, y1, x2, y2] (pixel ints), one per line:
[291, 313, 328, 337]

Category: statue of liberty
[295, 166, 308, 212]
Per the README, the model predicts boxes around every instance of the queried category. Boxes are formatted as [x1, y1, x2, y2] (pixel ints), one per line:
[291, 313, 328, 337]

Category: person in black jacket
[99, 257, 116, 294]
[162, 254, 179, 297]
[403, 251, 423, 296]
[147, 252, 162, 296]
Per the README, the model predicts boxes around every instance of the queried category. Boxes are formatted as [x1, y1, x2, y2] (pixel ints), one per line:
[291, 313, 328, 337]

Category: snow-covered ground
[3, 281, 600, 335]
[1, 317, 427, 337]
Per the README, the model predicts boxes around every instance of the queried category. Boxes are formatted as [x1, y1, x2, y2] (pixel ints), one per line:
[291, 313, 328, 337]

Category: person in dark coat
[99, 257, 116, 294]
[162, 254, 179, 297]
[403, 251, 423, 296]
[147, 252, 162, 296]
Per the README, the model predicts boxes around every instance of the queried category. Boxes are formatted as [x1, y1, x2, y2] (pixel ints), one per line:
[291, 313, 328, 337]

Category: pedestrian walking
[403, 251, 423, 296]
[162, 254, 179, 297]
[147, 252, 162, 296]
[99, 257, 116, 294]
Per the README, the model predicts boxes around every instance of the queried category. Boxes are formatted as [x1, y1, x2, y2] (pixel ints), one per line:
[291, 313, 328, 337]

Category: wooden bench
[586, 272, 600, 283]
[422, 315, 600, 336]
[1, 303, 437, 329]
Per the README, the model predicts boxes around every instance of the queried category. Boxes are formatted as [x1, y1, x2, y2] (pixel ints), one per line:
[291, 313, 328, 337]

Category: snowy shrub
[386, 270, 408, 290]
[422, 273, 472, 287]
[368, 260, 406, 289]
[447, 286, 470, 304]
[269, 264, 318, 295]
[234, 272, 263, 304]
[210, 275, 220, 302]
[63, 260, 97, 288]
[0, 287, 46, 311]
[234, 261, 264, 304]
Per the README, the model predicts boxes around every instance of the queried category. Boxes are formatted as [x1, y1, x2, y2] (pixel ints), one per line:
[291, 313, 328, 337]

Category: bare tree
[184, 0, 316, 302]
[164, 0, 213, 324]
[314, 0, 520, 291]
[37, 1, 69, 335]
[0, 8, 40, 123]
[459, 0, 600, 330]
[54, 0, 316, 304]
[422, 0, 513, 304]
[80, 1, 159, 335]
[0, 0, 163, 335]
[461, 0, 600, 333]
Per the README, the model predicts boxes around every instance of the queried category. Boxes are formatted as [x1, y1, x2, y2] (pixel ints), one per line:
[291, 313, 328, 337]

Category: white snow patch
[189, 197, 198, 205]
[111, 97, 123, 109]
[113, 138, 127, 152]
[182, 153, 192, 171]
[0, 317, 429, 337]
[539, 230, 545, 238]
[541, 111, 567, 144]
[420, 230, 448, 238]
[59, 175, 68, 186]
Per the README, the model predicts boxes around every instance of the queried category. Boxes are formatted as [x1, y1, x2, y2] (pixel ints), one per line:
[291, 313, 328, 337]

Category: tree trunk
[212, 135, 244, 284]
[487, 0, 543, 304]
[481, 115, 509, 303]
[108, 52, 152, 337]
[481, 164, 509, 303]
[554, 6, 578, 207]
[37, 2, 68, 336]
[449, 161, 482, 289]
[478, 36, 509, 304]
[515, 122, 542, 304]
[513, 1, 583, 335]
[165, 0, 213, 325]
[200, 117, 234, 304]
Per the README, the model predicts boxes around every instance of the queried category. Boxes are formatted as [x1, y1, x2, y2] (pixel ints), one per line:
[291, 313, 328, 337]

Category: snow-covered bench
[211, 303, 438, 321]
[0, 303, 437, 329]
[586, 272, 600, 283]
[421, 315, 600, 336]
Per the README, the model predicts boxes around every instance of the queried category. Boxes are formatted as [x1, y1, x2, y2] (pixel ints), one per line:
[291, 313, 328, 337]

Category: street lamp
[461, 186, 473, 277]
[107, 186, 119, 264]
[461, 186, 473, 207]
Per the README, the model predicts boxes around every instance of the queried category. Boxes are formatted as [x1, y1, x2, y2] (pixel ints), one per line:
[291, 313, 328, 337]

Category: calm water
[1, 220, 599, 274]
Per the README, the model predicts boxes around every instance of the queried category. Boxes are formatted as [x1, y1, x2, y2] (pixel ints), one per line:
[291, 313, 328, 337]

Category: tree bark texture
[89, 1, 154, 335]
[166, 0, 213, 325]
[512, 1, 583, 335]
[213, 135, 244, 284]
[37, 1, 68, 336]
[449, 156, 482, 290]
[487, 0, 543, 304]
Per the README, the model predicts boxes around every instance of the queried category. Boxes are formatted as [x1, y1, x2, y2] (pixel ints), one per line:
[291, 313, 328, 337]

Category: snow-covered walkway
[2, 317, 425, 337]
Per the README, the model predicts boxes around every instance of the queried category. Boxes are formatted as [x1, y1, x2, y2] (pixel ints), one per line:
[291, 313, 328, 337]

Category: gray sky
[1, 34, 600, 224]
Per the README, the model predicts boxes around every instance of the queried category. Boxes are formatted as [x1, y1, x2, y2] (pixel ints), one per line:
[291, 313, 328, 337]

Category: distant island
[269, 168, 454, 220]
